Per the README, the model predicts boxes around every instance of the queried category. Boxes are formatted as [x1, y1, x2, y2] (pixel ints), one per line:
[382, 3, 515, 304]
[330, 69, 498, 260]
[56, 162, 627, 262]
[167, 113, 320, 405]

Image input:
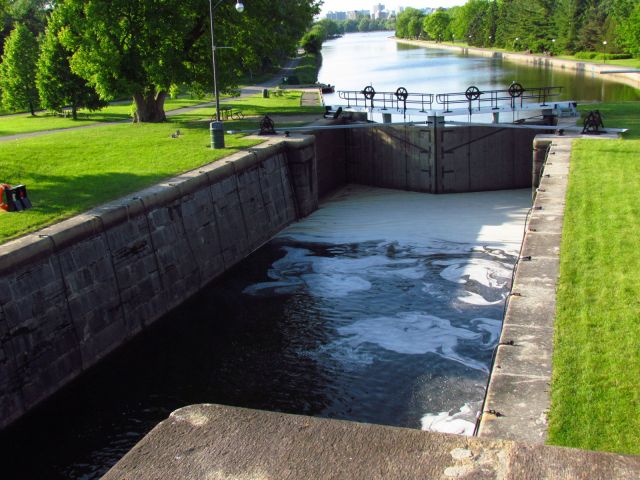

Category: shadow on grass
[0, 171, 175, 243]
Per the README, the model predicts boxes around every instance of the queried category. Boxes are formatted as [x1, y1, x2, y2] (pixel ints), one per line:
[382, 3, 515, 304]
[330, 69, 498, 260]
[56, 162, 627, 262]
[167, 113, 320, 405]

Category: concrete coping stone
[104, 403, 640, 480]
[0, 136, 311, 274]
[477, 136, 574, 443]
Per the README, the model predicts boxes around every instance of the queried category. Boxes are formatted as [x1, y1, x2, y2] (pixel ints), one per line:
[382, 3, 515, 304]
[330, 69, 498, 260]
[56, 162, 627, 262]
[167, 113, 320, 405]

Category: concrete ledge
[104, 404, 640, 480]
[478, 136, 574, 442]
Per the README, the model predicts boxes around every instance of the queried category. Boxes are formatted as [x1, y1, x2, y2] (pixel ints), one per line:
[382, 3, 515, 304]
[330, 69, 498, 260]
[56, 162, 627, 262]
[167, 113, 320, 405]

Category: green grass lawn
[547, 101, 640, 454]
[0, 96, 214, 137]
[556, 55, 640, 69]
[0, 92, 321, 244]
[177, 90, 323, 121]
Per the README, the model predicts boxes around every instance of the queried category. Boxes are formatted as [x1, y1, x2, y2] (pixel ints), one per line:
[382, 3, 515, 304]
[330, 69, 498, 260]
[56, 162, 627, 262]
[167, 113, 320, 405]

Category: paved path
[0, 57, 313, 143]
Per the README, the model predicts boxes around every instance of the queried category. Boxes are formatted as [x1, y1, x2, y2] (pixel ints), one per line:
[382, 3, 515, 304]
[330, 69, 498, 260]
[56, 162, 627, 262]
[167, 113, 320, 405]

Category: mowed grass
[547, 101, 640, 454]
[0, 96, 214, 137]
[0, 92, 320, 244]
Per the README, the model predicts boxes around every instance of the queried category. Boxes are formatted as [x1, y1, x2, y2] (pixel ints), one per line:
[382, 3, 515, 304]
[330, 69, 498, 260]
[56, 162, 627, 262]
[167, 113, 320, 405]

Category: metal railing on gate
[335, 84, 563, 116]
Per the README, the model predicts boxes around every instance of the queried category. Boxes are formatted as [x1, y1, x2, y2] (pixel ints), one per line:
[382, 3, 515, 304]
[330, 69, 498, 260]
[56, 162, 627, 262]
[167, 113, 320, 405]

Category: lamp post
[551, 38, 555, 55]
[209, 0, 245, 149]
[602, 40, 607, 63]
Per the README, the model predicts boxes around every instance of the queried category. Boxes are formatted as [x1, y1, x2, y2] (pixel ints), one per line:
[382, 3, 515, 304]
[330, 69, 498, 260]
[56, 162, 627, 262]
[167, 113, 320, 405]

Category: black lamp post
[209, 0, 245, 149]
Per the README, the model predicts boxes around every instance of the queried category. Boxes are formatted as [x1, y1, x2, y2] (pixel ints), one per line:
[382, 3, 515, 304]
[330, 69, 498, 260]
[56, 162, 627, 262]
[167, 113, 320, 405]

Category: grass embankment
[289, 53, 322, 84]
[547, 101, 640, 455]
[424, 40, 640, 69]
[0, 91, 323, 244]
[0, 96, 215, 137]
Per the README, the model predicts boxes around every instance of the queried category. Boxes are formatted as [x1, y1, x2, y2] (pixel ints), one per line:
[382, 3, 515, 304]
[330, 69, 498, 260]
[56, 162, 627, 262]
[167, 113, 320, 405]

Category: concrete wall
[0, 136, 317, 430]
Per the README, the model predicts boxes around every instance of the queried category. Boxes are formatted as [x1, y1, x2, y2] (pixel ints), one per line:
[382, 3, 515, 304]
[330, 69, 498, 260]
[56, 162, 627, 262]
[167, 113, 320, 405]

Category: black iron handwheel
[465, 85, 481, 101]
[259, 115, 275, 135]
[362, 85, 376, 100]
[395, 87, 409, 101]
[508, 82, 524, 98]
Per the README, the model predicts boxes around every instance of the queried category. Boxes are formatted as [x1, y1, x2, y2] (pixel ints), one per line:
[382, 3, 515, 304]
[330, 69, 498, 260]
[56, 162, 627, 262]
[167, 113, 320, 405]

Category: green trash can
[210, 121, 225, 149]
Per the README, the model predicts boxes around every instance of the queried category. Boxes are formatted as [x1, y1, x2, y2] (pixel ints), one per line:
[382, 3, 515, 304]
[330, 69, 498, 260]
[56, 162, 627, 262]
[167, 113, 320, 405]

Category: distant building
[396, 5, 432, 15]
[372, 4, 387, 20]
[347, 10, 371, 20]
[326, 11, 347, 21]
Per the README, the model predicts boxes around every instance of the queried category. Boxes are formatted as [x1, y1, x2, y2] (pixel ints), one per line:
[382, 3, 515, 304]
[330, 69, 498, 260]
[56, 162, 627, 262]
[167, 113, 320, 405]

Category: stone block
[503, 286, 556, 330]
[493, 323, 554, 378]
[479, 373, 551, 443]
[513, 256, 559, 290]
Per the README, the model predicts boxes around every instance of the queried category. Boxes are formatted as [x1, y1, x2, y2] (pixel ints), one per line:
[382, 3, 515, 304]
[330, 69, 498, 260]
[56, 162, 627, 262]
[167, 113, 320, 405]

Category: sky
[319, 1, 466, 16]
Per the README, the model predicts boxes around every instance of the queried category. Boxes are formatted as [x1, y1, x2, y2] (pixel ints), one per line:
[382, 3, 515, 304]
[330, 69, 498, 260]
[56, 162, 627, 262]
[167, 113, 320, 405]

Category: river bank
[393, 38, 640, 92]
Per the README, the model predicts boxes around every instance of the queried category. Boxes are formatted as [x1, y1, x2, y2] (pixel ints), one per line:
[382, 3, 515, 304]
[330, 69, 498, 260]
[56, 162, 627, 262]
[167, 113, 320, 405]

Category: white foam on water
[301, 273, 371, 298]
[435, 258, 513, 288]
[335, 313, 489, 372]
[420, 403, 478, 436]
[471, 318, 503, 345]
[458, 291, 503, 306]
[277, 185, 530, 254]
[241, 185, 530, 427]
[244, 245, 429, 298]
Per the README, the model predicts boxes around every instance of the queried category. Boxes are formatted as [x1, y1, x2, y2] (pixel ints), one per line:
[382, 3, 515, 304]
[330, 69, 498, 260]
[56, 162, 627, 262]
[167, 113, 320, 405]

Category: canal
[319, 31, 640, 104]
[2, 32, 637, 479]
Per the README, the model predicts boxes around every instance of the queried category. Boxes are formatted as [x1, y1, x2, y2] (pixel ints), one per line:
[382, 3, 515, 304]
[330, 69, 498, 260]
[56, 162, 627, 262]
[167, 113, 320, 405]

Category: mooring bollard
[210, 121, 225, 149]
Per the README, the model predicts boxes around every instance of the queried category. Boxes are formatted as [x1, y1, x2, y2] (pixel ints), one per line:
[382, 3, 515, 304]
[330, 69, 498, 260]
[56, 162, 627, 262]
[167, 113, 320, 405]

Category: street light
[551, 38, 555, 55]
[602, 40, 608, 63]
[209, 0, 245, 149]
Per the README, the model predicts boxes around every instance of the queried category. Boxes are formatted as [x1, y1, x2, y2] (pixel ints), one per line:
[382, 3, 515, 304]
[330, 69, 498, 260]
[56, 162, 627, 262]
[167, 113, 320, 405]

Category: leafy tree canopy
[36, 8, 107, 119]
[395, 0, 640, 55]
[54, 0, 319, 122]
[0, 22, 39, 114]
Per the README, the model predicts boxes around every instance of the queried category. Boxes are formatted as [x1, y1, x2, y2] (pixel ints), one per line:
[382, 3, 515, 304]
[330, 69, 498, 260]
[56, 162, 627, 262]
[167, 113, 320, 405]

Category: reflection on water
[319, 31, 639, 105]
[0, 186, 530, 479]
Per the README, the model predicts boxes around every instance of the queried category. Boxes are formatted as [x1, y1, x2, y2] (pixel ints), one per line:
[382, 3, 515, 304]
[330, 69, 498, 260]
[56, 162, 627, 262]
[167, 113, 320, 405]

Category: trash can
[210, 121, 225, 149]
[262, 88, 269, 98]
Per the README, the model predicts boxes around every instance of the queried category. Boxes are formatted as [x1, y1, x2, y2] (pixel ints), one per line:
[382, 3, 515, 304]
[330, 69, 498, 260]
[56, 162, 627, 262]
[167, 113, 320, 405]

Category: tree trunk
[133, 91, 167, 123]
[72, 104, 78, 121]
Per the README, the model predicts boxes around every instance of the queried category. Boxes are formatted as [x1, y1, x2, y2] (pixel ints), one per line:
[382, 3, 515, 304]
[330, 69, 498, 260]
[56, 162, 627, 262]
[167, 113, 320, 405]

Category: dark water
[0, 186, 530, 478]
[319, 31, 639, 105]
[0, 186, 529, 479]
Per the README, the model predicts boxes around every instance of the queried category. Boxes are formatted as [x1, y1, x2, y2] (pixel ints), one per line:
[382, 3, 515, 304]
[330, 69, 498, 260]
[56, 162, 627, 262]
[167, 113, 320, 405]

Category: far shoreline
[391, 37, 640, 92]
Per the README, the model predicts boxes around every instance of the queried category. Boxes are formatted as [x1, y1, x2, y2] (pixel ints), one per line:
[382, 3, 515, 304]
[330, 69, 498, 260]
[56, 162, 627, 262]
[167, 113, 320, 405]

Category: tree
[55, 0, 319, 123]
[616, 1, 640, 55]
[396, 8, 425, 39]
[0, 23, 39, 114]
[301, 24, 326, 54]
[357, 17, 371, 32]
[423, 9, 451, 42]
[36, 12, 107, 119]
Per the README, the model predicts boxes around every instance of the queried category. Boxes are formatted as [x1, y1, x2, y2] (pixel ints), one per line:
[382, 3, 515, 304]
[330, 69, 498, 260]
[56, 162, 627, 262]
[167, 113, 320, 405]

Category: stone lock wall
[0, 135, 317, 430]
